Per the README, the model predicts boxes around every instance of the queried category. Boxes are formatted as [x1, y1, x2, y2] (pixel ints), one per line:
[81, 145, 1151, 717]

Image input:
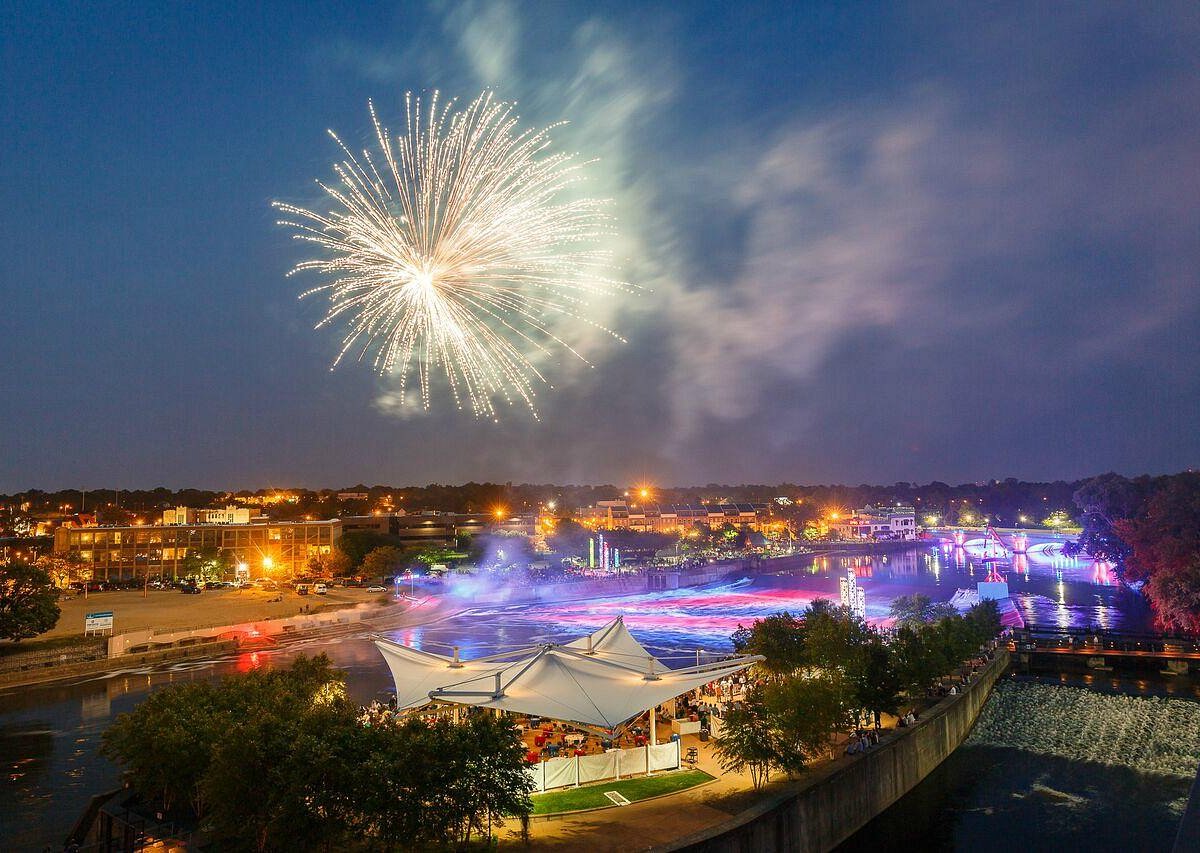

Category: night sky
[2, 1, 1198, 491]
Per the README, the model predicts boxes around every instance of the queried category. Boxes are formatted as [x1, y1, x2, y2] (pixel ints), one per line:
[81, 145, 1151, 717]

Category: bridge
[928, 526, 1069, 554]
[1009, 627, 1200, 674]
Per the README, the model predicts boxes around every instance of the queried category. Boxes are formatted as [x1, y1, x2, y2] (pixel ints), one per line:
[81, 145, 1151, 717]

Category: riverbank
[0, 594, 451, 690]
[38, 584, 384, 640]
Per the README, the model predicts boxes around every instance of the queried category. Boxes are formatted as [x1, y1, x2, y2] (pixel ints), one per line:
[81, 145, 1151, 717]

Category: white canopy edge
[373, 616, 762, 731]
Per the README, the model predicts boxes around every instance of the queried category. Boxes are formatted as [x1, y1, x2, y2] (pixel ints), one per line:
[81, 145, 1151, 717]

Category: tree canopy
[717, 597, 1001, 785]
[101, 655, 533, 850]
[0, 560, 61, 642]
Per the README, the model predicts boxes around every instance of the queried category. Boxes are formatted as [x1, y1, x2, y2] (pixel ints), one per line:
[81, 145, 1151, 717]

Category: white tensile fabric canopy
[373, 616, 763, 731]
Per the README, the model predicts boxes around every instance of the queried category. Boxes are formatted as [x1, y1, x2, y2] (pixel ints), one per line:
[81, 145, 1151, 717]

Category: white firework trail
[274, 91, 629, 421]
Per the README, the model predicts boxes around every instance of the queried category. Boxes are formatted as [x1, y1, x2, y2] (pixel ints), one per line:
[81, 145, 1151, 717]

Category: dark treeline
[1, 477, 1093, 526]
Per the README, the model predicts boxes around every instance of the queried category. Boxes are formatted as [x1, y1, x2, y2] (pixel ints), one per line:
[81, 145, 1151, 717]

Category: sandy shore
[43, 585, 389, 639]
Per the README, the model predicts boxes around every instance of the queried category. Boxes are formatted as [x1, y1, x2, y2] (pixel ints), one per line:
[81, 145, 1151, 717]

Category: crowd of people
[358, 697, 399, 727]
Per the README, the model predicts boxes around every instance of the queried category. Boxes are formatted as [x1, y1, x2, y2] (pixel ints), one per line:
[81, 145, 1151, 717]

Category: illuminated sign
[85, 611, 114, 635]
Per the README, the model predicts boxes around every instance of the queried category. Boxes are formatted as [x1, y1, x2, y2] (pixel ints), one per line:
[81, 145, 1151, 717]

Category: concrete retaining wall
[0, 640, 238, 689]
[666, 650, 1010, 853]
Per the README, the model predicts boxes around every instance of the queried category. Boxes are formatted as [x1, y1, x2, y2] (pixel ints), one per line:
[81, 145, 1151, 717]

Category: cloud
[444, 0, 519, 84]
[316, 1, 1200, 481]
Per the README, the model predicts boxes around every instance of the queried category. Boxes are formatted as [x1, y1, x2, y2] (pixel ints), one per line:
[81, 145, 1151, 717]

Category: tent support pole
[647, 706, 657, 777]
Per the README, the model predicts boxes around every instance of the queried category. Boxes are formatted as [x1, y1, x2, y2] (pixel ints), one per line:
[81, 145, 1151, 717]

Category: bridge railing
[1010, 627, 1200, 655]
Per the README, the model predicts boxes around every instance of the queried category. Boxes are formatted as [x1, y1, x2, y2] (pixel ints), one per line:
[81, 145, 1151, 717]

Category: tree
[308, 548, 353, 578]
[892, 622, 949, 696]
[855, 639, 901, 728]
[802, 599, 871, 674]
[1144, 556, 1200, 634]
[441, 713, 535, 843]
[337, 531, 399, 567]
[546, 519, 590, 556]
[731, 612, 807, 678]
[0, 561, 61, 642]
[1115, 473, 1200, 632]
[1043, 509, 1073, 529]
[180, 547, 231, 582]
[204, 702, 362, 851]
[1067, 473, 1147, 564]
[767, 670, 856, 766]
[712, 688, 777, 789]
[361, 545, 408, 579]
[889, 593, 956, 626]
[102, 654, 534, 850]
[963, 600, 1002, 647]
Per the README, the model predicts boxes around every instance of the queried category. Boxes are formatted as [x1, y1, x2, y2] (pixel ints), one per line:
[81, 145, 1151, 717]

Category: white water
[967, 681, 1200, 779]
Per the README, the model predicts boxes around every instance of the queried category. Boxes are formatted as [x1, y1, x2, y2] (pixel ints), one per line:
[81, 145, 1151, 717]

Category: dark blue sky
[2, 1, 1198, 491]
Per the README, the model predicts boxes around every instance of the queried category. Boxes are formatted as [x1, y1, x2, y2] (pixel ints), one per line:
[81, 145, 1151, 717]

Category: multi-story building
[832, 506, 917, 540]
[575, 501, 770, 533]
[341, 512, 495, 548]
[161, 505, 263, 525]
[53, 518, 341, 580]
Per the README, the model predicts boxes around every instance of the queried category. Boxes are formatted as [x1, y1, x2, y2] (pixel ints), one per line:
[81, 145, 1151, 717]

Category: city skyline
[3, 1, 1198, 490]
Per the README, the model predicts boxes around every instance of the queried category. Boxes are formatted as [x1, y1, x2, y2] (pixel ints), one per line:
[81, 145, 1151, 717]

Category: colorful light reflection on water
[383, 541, 1152, 661]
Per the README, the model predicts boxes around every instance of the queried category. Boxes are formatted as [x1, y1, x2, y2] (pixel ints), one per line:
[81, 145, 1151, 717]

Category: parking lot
[45, 584, 390, 640]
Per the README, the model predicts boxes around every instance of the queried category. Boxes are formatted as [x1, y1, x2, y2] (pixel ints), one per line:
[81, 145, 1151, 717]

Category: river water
[838, 675, 1200, 853]
[0, 540, 1162, 849]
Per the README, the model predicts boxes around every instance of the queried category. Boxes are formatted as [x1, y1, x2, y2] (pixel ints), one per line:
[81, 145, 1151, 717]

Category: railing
[0, 638, 107, 673]
[1011, 627, 1200, 657]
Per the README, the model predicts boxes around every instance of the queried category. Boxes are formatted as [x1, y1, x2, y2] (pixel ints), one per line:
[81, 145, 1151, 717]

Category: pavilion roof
[373, 616, 762, 731]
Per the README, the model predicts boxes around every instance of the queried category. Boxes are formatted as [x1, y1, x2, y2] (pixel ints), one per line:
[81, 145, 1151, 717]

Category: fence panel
[619, 745, 647, 776]
[543, 756, 577, 790]
[578, 752, 617, 785]
[649, 741, 681, 772]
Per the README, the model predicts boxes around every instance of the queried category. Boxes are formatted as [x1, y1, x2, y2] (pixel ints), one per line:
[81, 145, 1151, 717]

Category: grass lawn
[531, 770, 714, 814]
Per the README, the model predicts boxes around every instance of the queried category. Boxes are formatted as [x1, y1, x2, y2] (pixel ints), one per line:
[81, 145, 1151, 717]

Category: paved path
[503, 724, 812, 852]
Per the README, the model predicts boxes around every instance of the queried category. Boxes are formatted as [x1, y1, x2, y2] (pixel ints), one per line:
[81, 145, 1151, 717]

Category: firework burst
[274, 91, 628, 420]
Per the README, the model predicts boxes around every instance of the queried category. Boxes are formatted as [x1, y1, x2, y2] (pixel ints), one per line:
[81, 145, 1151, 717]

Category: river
[0, 540, 1158, 849]
[838, 674, 1200, 853]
